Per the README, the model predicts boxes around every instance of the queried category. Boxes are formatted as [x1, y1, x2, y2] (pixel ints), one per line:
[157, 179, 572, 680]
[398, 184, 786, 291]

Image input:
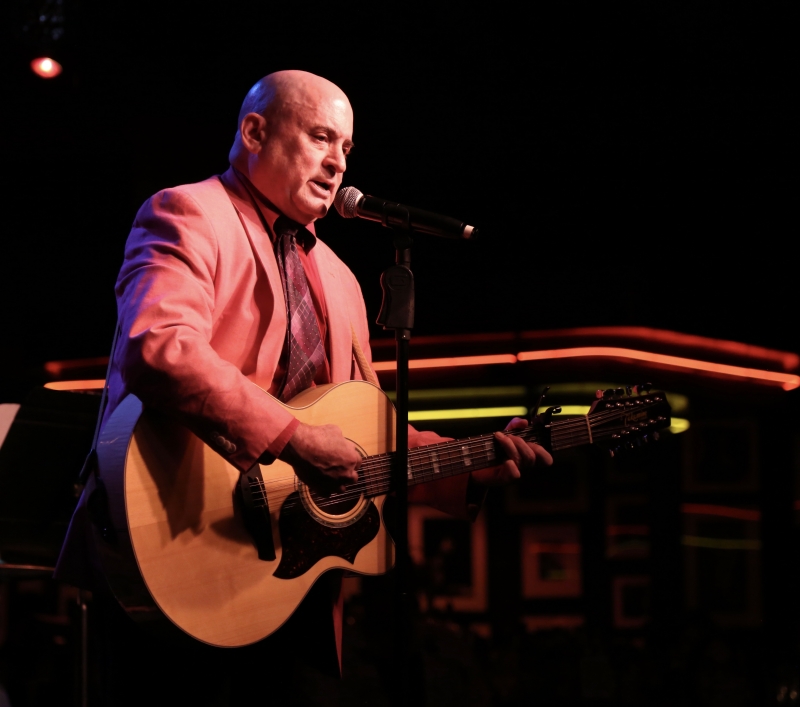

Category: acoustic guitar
[91, 380, 670, 647]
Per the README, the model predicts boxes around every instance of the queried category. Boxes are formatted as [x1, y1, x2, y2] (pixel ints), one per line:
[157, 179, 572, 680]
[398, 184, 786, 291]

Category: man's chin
[292, 198, 330, 224]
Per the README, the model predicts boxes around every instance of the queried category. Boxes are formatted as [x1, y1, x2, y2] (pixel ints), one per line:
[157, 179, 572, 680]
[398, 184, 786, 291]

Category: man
[56, 70, 551, 705]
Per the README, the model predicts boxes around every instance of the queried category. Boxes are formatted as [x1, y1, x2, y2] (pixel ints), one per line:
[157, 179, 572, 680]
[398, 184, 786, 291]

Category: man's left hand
[470, 417, 553, 487]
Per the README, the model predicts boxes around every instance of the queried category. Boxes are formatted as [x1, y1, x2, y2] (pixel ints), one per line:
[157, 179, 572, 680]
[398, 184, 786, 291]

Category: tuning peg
[596, 389, 604, 399]
[615, 388, 624, 397]
[625, 385, 633, 396]
[604, 389, 615, 398]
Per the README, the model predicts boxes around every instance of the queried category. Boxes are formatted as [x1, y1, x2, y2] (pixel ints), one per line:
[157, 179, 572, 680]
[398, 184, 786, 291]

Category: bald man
[56, 70, 551, 706]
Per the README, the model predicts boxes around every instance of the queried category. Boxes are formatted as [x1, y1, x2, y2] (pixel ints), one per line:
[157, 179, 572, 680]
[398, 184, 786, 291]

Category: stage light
[31, 57, 62, 78]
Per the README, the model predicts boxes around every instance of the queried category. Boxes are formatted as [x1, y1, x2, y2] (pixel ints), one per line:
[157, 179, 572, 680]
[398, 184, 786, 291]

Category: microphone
[334, 186, 479, 240]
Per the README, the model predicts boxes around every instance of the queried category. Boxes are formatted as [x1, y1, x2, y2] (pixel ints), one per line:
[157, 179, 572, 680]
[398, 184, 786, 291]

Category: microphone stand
[375, 207, 415, 704]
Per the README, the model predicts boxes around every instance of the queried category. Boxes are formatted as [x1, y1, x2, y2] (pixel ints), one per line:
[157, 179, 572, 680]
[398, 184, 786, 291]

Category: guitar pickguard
[273, 492, 381, 579]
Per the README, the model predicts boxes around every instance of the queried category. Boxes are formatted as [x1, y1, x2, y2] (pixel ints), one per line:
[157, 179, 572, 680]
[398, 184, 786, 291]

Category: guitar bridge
[237, 465, 276, 562]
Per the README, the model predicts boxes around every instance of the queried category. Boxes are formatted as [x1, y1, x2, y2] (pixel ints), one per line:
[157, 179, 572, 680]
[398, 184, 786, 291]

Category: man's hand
[279, 422, 361, 496]
[470, 417, 553, 487]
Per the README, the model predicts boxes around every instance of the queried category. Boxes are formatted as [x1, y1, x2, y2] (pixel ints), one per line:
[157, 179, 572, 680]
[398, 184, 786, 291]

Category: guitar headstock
[587, 384, 672, 456]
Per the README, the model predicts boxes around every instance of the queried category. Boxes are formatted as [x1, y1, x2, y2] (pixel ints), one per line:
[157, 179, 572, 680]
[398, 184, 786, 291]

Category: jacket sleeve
[114, 187, 298, 473]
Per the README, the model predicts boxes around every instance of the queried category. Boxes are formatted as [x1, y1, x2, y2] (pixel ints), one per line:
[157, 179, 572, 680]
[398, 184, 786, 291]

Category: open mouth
[312, 181, 331, 193]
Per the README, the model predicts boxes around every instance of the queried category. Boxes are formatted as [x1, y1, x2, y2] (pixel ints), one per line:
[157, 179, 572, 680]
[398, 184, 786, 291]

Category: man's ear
[240, 112, 267, 155]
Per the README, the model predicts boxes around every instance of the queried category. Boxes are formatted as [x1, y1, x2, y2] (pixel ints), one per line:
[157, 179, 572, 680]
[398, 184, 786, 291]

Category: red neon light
[525, 327, 800, 371]
[681, 503, 760, 522]
[372, 354, 517, 372]
[44, 356, 109, 377]
[517, 347, 800, 390]
[31, 57, 62, 78]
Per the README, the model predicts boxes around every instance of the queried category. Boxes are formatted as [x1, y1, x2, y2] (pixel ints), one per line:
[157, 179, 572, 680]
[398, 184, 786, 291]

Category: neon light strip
[681, 503, 760, 521]
[681, 536, 761, 550]
[408, 406, 528, 422]
[517, 347, 800, 390]
[372, 354, 517, 371]
[44, 380, 105, 391]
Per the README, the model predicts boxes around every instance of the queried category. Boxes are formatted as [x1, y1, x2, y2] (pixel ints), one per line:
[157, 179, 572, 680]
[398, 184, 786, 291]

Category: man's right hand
[279, 422, 361, 496]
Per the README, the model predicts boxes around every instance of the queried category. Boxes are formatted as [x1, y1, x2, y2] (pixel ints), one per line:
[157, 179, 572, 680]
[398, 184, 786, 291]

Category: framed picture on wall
[612, 576, 650, 629]
[506, 447, 589, 514]
[408, 504, 488, 613]
[520, 524, 582, 599]
[683, 419, 759, 493]
[682, 512, 761, 626]
[606, 495, 650, 560]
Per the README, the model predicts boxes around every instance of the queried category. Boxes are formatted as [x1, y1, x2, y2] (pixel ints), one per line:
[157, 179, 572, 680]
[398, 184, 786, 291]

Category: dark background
[0, 0, 796, 390]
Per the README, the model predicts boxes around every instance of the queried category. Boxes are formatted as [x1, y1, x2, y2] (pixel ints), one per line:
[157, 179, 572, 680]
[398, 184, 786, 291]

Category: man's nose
[324, 146, 347, 173]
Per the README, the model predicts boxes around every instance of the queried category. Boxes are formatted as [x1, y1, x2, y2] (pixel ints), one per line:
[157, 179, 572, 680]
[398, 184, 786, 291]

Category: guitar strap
[350, 324, 379, 386]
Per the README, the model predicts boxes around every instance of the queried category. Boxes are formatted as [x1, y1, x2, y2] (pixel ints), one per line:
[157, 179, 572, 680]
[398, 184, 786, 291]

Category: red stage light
[31, 57, 62, 79]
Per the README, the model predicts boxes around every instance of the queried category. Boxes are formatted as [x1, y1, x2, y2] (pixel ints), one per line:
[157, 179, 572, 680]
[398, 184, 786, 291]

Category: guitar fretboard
[352, 419, 593, 499]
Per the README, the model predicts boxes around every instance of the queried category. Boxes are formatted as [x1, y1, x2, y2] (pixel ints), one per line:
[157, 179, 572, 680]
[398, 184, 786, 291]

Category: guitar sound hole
[308, 488, 359, 516]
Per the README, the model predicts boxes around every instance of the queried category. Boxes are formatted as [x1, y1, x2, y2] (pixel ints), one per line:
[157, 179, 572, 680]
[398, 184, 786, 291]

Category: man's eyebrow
[310, 125, 354, 150]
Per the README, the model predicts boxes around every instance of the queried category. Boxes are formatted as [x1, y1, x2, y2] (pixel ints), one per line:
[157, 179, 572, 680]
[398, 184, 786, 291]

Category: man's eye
[313, 134, 327, 142]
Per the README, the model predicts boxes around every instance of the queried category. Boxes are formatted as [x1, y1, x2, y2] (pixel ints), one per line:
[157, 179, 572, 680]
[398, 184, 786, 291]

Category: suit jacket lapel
[218, 168, 286, 320]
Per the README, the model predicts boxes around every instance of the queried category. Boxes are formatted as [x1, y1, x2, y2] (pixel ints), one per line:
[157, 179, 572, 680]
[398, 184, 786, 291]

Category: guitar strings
[266, 425, 634, 515]
[249, 400, 667, 513]
[251, 403, 665, 513]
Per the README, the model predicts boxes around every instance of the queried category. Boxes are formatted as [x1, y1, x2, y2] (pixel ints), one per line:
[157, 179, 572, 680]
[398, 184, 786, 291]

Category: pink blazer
[104, 168, 375, 470]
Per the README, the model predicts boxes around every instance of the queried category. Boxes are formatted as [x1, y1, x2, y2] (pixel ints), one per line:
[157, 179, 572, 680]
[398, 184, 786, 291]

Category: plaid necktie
[274, 216, 325, 402]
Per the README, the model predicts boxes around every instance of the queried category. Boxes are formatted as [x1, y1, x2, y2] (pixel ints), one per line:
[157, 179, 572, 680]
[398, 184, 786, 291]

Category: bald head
[229, 70, 350, 165]
[229, 70, 354, 224]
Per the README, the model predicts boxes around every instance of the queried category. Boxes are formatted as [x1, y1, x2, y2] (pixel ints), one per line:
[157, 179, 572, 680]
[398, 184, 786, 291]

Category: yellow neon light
[408, 406, 528, 422]
[552, 405, 591, 415]
[681, 536, 761, 551]
[669, 418, 690, 434]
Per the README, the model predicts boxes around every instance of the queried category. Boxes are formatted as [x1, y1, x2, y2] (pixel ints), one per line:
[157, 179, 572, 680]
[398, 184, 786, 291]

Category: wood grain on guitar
[92, 380, 670, 647]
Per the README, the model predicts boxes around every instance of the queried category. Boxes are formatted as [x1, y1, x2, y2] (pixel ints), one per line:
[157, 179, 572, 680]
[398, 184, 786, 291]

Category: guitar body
[95, 381, 396, 647]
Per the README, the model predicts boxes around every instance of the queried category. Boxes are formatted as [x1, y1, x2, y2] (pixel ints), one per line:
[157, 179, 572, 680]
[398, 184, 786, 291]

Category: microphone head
[334, 186, 363, 219]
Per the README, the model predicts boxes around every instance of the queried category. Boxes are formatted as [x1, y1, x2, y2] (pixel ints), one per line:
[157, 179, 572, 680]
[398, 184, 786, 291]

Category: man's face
[249, 86, 353, 225]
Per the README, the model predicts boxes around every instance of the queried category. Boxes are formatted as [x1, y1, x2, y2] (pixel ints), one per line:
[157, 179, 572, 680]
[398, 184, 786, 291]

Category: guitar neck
[357, 418, 592, 498]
